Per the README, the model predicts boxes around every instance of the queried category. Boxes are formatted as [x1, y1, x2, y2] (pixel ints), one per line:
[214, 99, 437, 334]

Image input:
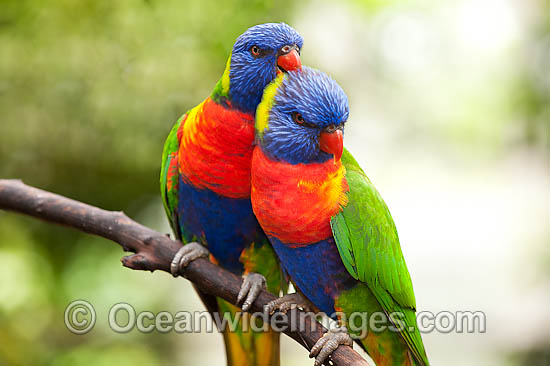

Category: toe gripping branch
[237, 272, 267, 312]
[310, 326, 354, 366]
[170, 242, 210, 277]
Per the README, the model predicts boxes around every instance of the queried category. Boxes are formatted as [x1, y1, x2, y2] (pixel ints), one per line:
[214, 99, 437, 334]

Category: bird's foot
[170, 242, 209, 277]
[236, 272, 266, 312]
[264, 292, 312, 314]
[309, 326, 353, 366]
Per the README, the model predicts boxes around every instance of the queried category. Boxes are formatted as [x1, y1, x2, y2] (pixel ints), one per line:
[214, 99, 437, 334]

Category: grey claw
[264, 292, 311, 315]
[237, 273, 266, 312]
[309, 326, 353, 366]
[170, 242, 209, 277]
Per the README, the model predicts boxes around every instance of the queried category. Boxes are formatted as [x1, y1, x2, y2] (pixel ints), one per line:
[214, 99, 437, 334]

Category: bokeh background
[0, 0, 548, 365]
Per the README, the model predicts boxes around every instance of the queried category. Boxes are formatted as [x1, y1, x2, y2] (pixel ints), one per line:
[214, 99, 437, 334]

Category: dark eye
[250, 45, 260, 57]
[293, 112, 305, 125]
[292, 112, 318, 128]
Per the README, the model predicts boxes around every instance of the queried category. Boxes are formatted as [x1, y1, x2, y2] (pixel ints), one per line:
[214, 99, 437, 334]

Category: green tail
[217, 299, 280, 366]
[336, 283, 428, 366]
[219, 240, 286, 366]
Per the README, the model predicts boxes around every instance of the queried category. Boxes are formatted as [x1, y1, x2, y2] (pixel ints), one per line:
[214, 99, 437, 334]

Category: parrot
[250, 67, 430, 366]
[160, 23, 303, 366]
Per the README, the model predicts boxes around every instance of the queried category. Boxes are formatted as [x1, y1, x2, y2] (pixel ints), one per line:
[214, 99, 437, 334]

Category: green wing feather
[160, 114, 186, 240]
[331, 148, 429, 366]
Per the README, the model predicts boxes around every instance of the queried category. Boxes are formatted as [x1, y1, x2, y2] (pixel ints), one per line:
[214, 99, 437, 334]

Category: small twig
[0, 179, 368, 366]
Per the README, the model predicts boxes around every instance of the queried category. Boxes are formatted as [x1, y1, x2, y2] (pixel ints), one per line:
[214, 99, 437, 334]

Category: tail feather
[218, 299, 280, 366]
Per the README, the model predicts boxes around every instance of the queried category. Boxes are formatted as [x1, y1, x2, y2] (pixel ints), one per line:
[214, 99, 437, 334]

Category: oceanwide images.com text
[64, 300, 486, 336]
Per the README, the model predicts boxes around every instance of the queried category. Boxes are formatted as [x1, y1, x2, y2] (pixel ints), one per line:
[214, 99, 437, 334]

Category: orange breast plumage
[251, 147, 349, 246]
[177, 97, 256, 199]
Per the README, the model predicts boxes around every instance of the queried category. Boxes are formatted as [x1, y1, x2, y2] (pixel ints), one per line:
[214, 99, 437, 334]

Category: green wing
[331, 148, 429, 366]
[160, 114, 186, 240]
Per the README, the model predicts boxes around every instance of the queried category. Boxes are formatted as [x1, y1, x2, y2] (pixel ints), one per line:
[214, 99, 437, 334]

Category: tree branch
[0, 179, 368, 366]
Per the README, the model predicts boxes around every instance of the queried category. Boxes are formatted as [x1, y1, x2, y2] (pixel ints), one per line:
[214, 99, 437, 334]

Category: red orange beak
[319, 129, 343, 162]
[277, 49, 301, 73]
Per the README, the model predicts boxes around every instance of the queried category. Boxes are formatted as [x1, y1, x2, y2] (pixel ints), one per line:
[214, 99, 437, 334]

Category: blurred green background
[0, 0, 548, 365]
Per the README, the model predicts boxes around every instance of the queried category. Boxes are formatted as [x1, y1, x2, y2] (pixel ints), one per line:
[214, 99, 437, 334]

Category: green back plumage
[331, 148, 429, 366]
[160, 114, 186, 240]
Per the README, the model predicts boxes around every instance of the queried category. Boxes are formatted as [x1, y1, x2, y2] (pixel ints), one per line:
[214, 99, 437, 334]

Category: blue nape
[177, 178, 266, 274]
[269, 236, 357, 317]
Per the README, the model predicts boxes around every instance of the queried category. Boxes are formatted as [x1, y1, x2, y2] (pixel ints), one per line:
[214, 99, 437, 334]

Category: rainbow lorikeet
[160, 23, 303, 366]
[250, 68, 429, 366]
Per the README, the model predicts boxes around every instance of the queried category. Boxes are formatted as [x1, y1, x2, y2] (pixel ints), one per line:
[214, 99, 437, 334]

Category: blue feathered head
[212, 23, 303, 114]
[256, 67, 349, 164]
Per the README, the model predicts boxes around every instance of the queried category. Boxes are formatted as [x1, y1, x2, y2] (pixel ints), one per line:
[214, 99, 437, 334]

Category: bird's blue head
[212, 23, 303, 114]
[256, 67, 349, 165]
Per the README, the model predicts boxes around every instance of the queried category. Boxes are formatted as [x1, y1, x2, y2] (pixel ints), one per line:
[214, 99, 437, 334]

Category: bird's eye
[250, 46, 261, 57]
[292, 112, 317, 128]
[293, 112, 305, 125]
